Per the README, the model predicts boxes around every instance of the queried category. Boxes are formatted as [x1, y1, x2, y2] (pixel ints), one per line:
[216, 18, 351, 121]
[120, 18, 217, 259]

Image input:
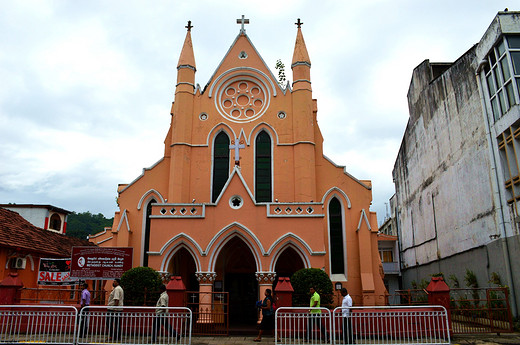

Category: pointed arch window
[329, 197, 345, 274]
[212, 132, 230, 203]
[143, 198, 156, 267]
[255, 131, 272, 202]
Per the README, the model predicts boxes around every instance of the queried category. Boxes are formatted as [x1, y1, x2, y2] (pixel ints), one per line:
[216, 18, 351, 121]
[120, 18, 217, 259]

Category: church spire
[291, 18, 311, 89]
[177, 21, 196, 71]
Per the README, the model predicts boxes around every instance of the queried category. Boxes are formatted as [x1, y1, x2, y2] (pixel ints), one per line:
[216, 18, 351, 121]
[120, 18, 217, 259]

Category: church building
[91, 17, 386, 322]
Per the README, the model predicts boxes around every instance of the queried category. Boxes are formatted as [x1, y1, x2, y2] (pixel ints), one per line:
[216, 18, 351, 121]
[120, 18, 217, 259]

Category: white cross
[229, 137, 245, 166]
[236, 15, 249, 33]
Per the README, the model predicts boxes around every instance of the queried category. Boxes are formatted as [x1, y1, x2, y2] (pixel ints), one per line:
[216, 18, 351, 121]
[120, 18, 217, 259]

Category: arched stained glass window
[255, 131, 272, 202]
[212, 132, 230, 203]
[329, 197, 345, 274]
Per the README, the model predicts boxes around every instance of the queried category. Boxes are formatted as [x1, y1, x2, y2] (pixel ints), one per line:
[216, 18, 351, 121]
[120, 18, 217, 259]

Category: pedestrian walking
[106, 279, 124, 341]
[152, 285, 179, 342]
[341, 288, 355, 344]
[79, 282, 91, 337]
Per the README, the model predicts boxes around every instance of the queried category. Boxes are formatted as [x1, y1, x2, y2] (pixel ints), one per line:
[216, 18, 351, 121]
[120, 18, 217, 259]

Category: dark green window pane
[507, 36, 520, 49]
[494, 67, 502, 87]
[329, 198, 344, 274]
[490, 50, 497, 66]
[500, 58, 511, 81]
[487, 73, 495, 95]
[505, 82, 516, 107]
[255, 131, 271, 202]
[498, 40, 506, 57]
[498, 90, 507, 113]
[212, 132, 230, 202]
[511, 52, 520, 75]
[491, 97, 500, 121]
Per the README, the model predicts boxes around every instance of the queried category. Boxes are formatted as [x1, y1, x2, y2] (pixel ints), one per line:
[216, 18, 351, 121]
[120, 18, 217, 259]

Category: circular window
[277, 111, 286, 119]
[229, 195, 243, 209]
[214, 73, 271, 123]
[199, 113, 208, 121]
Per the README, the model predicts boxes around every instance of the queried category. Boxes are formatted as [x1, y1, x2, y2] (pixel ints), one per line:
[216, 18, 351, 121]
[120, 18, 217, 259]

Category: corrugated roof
[0, 207, 94, 257]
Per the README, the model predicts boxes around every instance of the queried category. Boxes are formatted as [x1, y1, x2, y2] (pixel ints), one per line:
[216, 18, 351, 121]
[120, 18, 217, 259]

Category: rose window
[216, 77, 269, 122]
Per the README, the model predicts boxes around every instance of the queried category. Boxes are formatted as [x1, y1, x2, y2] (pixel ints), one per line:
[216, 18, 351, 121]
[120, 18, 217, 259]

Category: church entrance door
[215, 237, 258, 327]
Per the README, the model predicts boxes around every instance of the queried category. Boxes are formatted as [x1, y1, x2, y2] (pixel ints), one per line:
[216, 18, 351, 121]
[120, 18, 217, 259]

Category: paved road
[190, 333, 520, 345]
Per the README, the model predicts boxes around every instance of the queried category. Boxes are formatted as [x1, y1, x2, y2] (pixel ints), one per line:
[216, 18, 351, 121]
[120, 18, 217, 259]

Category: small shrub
[120, 266, 163, 306]
[291, 268, 333, 307]
[448, 274, 460, 288]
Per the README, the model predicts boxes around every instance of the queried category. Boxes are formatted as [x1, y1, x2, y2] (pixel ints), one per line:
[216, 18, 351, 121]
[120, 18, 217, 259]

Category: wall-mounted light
[335, 282, 342, 291]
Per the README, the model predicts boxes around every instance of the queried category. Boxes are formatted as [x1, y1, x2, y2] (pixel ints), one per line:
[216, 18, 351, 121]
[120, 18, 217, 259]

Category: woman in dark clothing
[253, 289, 274, 342]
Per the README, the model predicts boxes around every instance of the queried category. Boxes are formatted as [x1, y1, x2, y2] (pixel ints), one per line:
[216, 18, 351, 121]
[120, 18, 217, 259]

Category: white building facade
[393, 11, 520, 316]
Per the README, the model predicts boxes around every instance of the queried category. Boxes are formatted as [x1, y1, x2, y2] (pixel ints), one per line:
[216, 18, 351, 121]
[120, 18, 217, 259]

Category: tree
[120, 267, 163, 306]
[66, 211, 113, 239]
[291, 268, 333, 307]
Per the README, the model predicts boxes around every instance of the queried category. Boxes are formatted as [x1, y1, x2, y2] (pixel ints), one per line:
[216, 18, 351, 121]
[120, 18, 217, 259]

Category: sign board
[70, 247, 133, 279]
[38, 258, 78, 285]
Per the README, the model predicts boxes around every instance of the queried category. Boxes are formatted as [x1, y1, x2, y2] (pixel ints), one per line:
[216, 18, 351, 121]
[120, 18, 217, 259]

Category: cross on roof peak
[295, 18, 303, 28]
[237, 15, 250, 33]
[185, 20, 193, 32]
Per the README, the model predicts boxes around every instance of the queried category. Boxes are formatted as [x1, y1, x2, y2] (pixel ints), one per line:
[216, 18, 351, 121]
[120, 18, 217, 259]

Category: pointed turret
[291, 18, 311, 90]
[176, 20, 196, 86]
[169, 21, 197, 202]
[290, 18, 316, 202]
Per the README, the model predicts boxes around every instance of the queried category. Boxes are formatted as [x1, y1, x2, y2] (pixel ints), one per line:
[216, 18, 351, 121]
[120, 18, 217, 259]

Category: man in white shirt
[152, 285, 179, 341]
[341, 288, 355, 344]
[106, 279, 124, 340]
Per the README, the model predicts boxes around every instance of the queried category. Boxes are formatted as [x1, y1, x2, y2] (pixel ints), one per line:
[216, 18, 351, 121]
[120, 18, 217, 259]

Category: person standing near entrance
[106, 279, 124, 341]
[308, 286, 327, 342]
[341, 288, 355, 344]
[253, 289, 274, 342]
[79, 282, 91, 337]
[152, 285, 179, 342]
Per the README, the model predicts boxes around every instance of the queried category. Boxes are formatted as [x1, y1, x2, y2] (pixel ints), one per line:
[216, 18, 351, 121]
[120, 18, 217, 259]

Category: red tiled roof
[0, 207, 94, 257]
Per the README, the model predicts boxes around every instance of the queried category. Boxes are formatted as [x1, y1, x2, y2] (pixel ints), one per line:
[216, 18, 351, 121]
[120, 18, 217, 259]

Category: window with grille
[212, 132, 230, 203]
[255, 131, 272, 202]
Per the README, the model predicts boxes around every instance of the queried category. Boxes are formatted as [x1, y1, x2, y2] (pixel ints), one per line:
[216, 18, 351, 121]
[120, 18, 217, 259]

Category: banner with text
[70, 247, 133, 279]
[38, 258, 78, 285]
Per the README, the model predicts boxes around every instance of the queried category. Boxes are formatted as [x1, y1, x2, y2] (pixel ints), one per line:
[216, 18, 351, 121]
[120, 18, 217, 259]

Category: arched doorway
[168, 247, 198, 292]
[274, 246, 305, 288]
[215, 237, 258, 325]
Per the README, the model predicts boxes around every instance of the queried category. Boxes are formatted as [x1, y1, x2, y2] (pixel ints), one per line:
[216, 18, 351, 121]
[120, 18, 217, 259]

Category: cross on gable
[185, 20, 193, 32]
[236, 15, 250, 33]
[295, 18, 303, 28]
[229, 137, 246, 166]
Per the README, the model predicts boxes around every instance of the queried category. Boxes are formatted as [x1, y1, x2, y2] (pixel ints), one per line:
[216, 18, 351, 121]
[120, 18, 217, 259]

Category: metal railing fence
[186, 291, 229, 335]
[0, 305, 192, 345]
[78, 306, 191, 345]
[0, 305, 78, 344]
[275, 306, 450, 345]
[450, 287, 513, 334]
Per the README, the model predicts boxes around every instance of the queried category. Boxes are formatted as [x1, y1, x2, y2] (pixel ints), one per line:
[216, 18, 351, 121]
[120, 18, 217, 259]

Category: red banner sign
[70, 247, 133, 279]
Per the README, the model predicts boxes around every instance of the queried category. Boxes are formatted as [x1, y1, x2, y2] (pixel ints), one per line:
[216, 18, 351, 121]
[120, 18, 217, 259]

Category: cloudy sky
[0, 1, 513, 224]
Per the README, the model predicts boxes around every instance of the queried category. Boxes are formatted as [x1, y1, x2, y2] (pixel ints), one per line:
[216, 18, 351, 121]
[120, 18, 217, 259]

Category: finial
[185, 20, 193, 32]
[295, 18, 303, 28]
[237, 15, 250, 33]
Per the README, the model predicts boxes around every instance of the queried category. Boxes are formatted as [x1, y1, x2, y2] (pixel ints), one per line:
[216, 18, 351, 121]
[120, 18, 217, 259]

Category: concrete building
[392, 11, 520, 316]
[378, 195, 401, 296]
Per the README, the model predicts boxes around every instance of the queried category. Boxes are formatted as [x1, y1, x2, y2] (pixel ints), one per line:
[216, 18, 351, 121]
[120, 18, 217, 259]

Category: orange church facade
[91, 18, 386, 320]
